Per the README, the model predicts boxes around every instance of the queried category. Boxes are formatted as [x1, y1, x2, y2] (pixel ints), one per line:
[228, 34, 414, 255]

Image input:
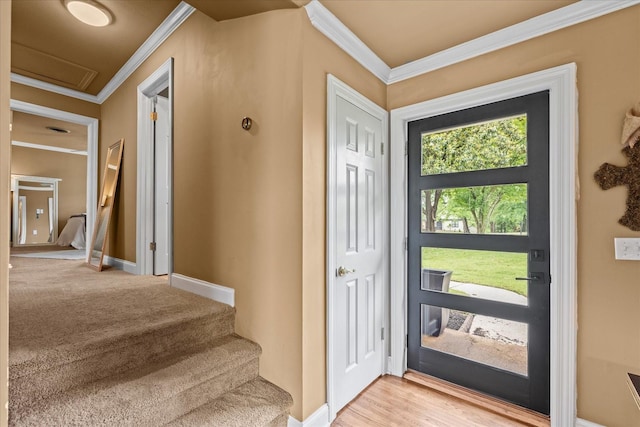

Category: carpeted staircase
[8, 256, 292, 426]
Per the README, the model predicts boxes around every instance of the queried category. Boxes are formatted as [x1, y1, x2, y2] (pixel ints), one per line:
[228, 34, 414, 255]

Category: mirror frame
[87, 138, 124, 271]
[11, 175, 61, 247]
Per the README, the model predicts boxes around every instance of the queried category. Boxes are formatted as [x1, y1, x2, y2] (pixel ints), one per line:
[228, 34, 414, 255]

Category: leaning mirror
[87, 139, 124, 271]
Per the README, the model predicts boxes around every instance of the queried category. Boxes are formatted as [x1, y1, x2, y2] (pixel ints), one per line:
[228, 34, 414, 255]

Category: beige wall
[301, 16, 387, 417]
[98, 7, 387, 419]
[388, 7, 640, 427]
[8, 4, 637, 425]
[11, 147, 87, 235]
[100, 8, 307, 417]
[0, 1, 10, 425]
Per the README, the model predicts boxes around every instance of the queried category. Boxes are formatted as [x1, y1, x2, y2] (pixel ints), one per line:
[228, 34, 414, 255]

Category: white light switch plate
[614, 238, 640, 260]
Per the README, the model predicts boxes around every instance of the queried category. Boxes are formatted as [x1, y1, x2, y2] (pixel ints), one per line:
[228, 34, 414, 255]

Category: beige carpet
[9, 257, 292, 426]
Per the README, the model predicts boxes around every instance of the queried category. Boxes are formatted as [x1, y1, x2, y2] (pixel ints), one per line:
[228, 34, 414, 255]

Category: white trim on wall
[576, 418, 606, 427]
[12, 140, 88, 156]
[389, 63, 578, 427]
[12, 0, 637, 104]
[9, 2, 194, 105]
[304, 1, 390, 83]
[288, 404, 329, 427]
[9, 99, 98, 261]
[387, 0, 640, 83]
[11, 73, 100, 104]
[305, 0, 640, 85]
[96, 2, 193, 103]
[102, 255, 138, 274]
[170, 273, 235, 307]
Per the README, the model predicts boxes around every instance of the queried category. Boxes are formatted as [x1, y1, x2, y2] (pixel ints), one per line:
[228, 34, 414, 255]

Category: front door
[407, 91, 550, 414]
[330, 92, 385, 414]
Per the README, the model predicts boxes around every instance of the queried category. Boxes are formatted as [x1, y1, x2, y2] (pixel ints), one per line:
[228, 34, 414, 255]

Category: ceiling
[11, 0, 578, 97]
[11, 0, 183, 96]
[320, 0, 576, 68]
[11, 111, 88, 152]
[10, 0, 579, 150]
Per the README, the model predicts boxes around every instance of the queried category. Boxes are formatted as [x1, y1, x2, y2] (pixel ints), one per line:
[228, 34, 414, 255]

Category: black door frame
[407, 92, 551, 414]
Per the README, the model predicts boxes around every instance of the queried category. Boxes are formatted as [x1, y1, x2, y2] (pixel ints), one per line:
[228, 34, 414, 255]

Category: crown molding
[387, 0, 640, 84]
[305, 0, 640, 85]
[12, 140, 88, 156]
[10, 1, 195, 105]
[95, 1, 195, 103]
[12, 0, 640, 100]
[11, 73, 100, 103]
[304, 0, 390, 83]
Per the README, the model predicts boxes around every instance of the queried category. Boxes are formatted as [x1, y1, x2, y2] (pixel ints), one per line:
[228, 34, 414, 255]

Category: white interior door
[330, 92, 385, 415]
[153, 95, 170, 275]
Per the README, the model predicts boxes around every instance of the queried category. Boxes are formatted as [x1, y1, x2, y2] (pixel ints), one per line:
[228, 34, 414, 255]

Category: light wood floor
[332, 375, 533, 427]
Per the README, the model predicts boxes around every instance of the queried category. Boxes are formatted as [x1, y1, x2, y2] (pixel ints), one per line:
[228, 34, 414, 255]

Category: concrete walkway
[448, 281, 528, 346]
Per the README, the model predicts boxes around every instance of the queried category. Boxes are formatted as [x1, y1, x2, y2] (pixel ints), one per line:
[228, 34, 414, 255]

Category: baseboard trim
[576, 419, 605, 427]
[102, 255, 137, 274]
[170, 273, 235, 307]
[288, 404, 329, 427]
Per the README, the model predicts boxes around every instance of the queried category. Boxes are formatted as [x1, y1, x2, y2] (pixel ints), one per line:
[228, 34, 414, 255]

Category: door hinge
[405, 141, 408, 155]
[406, 334, 408, 348]
[381, 327, 384, 340]
[404, 237, 408, 251]
[149, 242, 157, 251]
[381, 142, 385, 155]
[150, 111, 158, 121]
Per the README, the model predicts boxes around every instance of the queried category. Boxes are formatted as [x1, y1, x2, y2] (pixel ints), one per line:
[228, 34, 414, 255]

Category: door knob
[337, 266, 356, 277]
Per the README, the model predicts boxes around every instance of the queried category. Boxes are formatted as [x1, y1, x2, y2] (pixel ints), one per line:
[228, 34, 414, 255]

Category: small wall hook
[241, 117, 252, 131]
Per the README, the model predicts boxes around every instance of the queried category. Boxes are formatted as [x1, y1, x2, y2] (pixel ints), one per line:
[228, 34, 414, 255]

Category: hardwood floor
[332, 375, 536, 426]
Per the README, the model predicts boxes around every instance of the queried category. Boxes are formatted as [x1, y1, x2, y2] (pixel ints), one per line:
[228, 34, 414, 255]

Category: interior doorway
[136, 58, 174, 276]
[326, 75, 389, 421]
[9, 100, 98, 259]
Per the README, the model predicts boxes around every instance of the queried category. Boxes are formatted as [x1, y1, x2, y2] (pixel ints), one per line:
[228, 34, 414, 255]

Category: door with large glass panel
[407, 92, 550, 414]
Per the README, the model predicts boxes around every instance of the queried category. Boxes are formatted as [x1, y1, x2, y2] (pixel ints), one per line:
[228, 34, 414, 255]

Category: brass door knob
[337, 266, 356, 277]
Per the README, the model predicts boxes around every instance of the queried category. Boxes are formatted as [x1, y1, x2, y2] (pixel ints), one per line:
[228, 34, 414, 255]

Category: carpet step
[10, 285, 235, 408]
[168, 377, 293, 427]
[10, 259, 293, 427]
[10, 335, 260, 426]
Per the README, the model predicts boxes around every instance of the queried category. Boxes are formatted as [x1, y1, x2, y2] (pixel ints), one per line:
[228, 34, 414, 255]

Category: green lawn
[421, 248, 528, 296]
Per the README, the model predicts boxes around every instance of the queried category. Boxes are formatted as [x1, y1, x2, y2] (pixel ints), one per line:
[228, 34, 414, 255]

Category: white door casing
[327, 75, 389, 421]
[389, 64, 578, 426]
[137, 58, 173, 276]
[9, 99, 98, 259]
[153, 95, 170, 275]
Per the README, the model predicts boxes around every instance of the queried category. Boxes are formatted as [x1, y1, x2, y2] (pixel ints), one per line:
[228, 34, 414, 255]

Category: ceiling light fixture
[64, 0, 113, 27]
